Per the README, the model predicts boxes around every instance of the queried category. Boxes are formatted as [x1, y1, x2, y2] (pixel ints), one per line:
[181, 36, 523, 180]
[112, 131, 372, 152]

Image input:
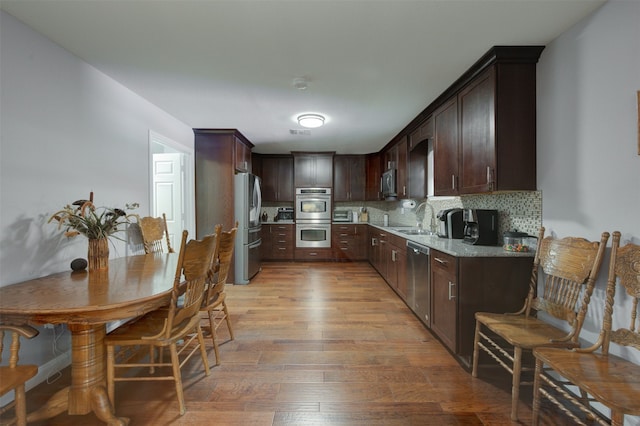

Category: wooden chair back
[599, 231, 640, 355]
[525, 228, 609, 342]
[204, 222, 238, 307]
[0, 324, 39, 426]
[161, 230, 218, 340]
[138, 213, 174, 254]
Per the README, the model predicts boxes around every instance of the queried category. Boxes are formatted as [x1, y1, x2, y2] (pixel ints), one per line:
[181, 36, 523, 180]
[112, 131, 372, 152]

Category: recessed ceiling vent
[289, 129, 311, 136]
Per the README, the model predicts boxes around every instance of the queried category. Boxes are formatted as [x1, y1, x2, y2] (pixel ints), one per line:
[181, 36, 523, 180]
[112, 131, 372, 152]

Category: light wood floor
[25, 261, 567, 425]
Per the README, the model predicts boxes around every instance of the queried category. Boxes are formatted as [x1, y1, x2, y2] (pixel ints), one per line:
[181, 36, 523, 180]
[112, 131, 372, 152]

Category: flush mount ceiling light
[297, 113, 325, 128]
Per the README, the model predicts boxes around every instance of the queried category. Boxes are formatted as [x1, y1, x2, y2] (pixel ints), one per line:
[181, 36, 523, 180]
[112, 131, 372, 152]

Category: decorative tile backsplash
[335, 191, 542, 237]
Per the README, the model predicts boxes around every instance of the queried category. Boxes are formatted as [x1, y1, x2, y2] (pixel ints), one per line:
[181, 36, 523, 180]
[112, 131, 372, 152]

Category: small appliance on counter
[462, 209, 499, 246]
[275, 207, 294, 222]
[332, 210, 351, 222]
[503, 231, 537, 252]
[436, 208, 464, 239]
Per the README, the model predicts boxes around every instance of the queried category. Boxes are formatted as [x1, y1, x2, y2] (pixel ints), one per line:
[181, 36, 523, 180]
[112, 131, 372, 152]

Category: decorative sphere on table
[71, 258, 88, 271]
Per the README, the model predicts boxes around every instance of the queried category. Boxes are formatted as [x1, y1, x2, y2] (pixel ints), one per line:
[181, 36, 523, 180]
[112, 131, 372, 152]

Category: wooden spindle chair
[532, 231, 640, 425]
[471, 227, 609, 420]
[138, 213, 174, 254]
[200, 222, 238, 365]
[105, 229, 218, 416]
[0, 324, 39, 426]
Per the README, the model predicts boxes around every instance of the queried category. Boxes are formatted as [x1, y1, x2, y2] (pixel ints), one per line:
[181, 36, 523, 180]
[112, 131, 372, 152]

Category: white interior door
[152, 153, 183, 250]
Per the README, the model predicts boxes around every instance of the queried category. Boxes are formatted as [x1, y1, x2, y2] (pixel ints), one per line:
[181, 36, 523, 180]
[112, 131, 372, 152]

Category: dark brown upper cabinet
[260, 155, 294, 202]
[365, 153, 382, 201]
[334, 155, 366, 202]
[292, 152, 334, 188]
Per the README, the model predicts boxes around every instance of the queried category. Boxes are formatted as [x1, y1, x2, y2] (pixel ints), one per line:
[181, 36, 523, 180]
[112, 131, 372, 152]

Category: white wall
[538, 0, 639, 339]
[538, 0, 640, 421]
[0, 10, 194, 380]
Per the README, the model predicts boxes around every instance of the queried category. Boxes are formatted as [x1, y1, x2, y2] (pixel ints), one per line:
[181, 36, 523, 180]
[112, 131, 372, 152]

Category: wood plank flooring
[24, 261, 568, 425]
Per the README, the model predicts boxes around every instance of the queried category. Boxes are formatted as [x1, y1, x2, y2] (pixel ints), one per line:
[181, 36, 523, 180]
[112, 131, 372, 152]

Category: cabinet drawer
[431, 251, 457, 275]
[271, 244, 294, 259]
[295, 248, 333, 261]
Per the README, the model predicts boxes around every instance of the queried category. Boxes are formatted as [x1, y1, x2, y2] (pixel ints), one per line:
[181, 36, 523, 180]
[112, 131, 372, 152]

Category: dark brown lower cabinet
[430, 249, 532, 369]
[332, 224, 368, 260]
[367, 227, 407, 301]
[262, 224, 294, 260]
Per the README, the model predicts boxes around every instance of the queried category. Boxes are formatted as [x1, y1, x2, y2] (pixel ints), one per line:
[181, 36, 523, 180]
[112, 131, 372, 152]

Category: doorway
[149, 131, 194, 248]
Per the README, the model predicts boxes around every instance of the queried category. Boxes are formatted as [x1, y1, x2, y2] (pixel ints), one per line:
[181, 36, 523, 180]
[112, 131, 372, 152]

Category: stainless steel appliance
[332, 210, 351, 222]
[436, 208, 464, 239]
[462, 209, 499, 246]
[381, 169, 397, 200]
[234, 173, 262, 284]
[295, 188, 331, 248]
[295, 221, 331, 248]
[295, 188, 332, 221]
[276, 207, 294, 222]
[406, 240, 431, 327]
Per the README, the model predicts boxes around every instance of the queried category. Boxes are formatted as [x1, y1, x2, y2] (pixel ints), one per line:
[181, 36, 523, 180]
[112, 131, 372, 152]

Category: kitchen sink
[396, 229, 435, 236]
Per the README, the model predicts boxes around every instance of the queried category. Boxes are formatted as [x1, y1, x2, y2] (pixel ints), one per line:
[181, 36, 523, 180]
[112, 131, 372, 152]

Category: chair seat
[106, 310, 199, 347]
[0, 365, 38, 395]
[534, 347, 640, 416]
[475, 312, 578, 349]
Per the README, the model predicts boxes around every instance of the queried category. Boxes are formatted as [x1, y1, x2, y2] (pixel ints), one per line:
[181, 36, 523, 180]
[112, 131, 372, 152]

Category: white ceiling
[1, 0, 606, 155]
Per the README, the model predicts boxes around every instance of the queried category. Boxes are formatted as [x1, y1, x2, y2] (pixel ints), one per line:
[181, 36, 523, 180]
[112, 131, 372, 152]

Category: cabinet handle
[371, 237, 378, 246]
[448, 281, 456, 300]
[451, 174, 456, 190]
[392, 249, 397, 262]
[403, 185, 406, 196]
[434, 257, 448, 265]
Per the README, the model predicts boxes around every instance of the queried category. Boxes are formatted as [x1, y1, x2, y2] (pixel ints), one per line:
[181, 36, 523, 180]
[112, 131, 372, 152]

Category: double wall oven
[295, 188, 331, 248]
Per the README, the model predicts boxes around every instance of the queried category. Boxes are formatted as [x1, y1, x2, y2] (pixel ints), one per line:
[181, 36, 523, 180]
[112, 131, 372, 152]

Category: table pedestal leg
[27, 324, 129, 425]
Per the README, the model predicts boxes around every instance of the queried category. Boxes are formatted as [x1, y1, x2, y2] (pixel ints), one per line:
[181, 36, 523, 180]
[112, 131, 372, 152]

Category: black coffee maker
[462, 209, 499, 246]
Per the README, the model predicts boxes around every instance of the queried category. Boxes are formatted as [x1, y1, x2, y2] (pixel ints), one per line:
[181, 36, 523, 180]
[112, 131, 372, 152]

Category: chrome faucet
[415, 201, 437, 234]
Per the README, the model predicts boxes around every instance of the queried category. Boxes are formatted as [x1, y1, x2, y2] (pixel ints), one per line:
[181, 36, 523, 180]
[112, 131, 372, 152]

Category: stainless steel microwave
[381, 169, 397, 200]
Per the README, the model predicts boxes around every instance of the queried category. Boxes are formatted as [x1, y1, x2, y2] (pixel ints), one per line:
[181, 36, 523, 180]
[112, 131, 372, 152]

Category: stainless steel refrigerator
[234, 172, 262, 284]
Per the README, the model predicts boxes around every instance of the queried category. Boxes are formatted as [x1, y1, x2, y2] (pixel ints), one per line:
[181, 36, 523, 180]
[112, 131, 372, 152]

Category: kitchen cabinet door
[459, 67, 496, 194]
[430, 250, 458, 352]
[433, 97, 459, 196]
[382, 138, 408, 198]
[396, 137, 408, 198]
[235, 136, 252, 172]
[368, 228, 385, 275]
[293, 153, 334, 188]
[365, 153, 382, 201]
[334, 155, 366, 202]
[261, 155, 293, 202]
[408, 142, 428, 199]
[389, 240, 407, 300]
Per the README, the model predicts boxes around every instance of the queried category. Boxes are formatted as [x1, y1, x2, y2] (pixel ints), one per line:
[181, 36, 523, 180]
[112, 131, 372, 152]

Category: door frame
[148, 130, 195, 238]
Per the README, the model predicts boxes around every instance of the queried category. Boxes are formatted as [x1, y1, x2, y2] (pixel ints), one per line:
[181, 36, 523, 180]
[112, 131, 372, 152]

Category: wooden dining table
[0, 253, 180, 425]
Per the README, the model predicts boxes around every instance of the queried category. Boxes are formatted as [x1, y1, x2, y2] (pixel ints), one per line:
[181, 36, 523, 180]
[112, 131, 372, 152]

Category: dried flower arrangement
[49, 192, 139, 241]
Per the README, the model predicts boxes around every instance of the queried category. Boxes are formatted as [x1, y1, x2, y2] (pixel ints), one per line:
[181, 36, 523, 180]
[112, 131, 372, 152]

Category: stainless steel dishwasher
[406, 240, 431, 327]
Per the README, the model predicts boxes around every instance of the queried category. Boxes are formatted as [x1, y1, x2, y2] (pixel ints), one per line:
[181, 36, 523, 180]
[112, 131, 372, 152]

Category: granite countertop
[368, 223, 535, 258]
